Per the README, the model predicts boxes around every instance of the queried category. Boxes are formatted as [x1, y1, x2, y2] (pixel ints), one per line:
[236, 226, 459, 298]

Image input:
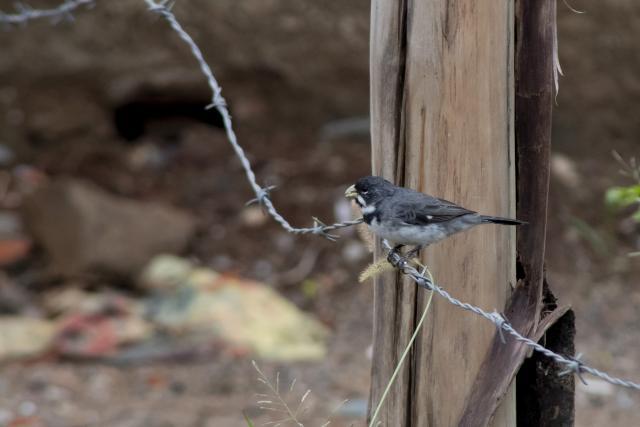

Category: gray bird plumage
[345, 176, 524, 252]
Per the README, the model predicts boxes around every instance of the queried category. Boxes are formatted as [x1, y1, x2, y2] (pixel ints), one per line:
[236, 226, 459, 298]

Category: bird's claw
[404, 245, 424, 260]
[387, 253, 402, 267]
[386, 245, 428, 272]
[386, 245, 408, 267]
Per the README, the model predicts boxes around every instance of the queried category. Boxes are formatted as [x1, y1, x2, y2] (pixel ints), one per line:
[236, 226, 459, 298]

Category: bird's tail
[481, 215, 527, 226]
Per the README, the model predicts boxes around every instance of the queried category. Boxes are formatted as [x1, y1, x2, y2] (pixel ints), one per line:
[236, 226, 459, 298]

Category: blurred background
[0, 1, 638, 426]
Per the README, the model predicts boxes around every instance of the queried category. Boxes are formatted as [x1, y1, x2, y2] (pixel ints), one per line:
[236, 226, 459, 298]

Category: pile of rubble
[0, 174, 328, 364]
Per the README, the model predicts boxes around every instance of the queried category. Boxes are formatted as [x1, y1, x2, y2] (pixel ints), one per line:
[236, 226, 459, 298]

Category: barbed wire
[0, 0, 93, 25]
[3, 0, 639, 396]
[383, 240, 640, 391]
[0, 0, 361, 239]
[142, 0, 361, 240]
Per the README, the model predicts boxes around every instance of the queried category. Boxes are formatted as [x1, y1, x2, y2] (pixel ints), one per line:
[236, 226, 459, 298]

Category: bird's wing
[391, 194, 475, 226]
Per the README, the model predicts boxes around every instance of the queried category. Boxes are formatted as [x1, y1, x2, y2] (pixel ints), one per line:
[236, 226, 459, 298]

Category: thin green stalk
[368, 268, 435, 427]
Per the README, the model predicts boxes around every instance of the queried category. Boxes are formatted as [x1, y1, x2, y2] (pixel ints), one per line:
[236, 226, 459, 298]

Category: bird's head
[345, 176, 396, 208]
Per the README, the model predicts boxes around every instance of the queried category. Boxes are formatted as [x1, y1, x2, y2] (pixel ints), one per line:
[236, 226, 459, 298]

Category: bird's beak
[344, 184, 358, 200]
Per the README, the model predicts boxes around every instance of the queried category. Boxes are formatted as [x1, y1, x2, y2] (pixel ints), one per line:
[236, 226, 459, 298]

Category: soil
[0, 110, 637, 427]
[0, 112, 378, 426]
[0, 1, 639, 426]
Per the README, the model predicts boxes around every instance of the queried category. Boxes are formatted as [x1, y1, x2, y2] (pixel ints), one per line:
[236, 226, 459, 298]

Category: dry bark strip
[459, 1, 575, 425]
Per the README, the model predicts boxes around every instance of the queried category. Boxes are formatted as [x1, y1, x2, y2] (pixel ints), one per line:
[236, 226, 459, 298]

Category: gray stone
[21, 179, 196, 277]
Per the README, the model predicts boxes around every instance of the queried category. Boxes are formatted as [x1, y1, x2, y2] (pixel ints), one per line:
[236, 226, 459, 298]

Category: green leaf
[605, 185, 640, 208]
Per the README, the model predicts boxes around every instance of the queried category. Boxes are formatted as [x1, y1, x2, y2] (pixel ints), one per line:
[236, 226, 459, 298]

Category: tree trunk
[368, 0, 516, 425]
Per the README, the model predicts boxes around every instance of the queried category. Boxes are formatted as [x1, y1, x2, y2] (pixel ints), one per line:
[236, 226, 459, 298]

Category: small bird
[345, 176, 524, 260]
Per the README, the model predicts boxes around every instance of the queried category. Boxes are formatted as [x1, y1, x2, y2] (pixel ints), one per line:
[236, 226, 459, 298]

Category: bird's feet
[404, 245, 424, 260]
[386, 244, 405, 266]
[387, 245, 426, 270]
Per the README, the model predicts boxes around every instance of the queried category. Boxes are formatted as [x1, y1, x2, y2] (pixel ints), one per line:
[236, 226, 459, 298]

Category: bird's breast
[369, 219, 449, 246]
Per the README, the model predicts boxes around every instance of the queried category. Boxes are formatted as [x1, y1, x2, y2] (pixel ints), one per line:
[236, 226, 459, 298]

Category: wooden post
[368, 0, 516, 425]
[459, 1, 575, 425]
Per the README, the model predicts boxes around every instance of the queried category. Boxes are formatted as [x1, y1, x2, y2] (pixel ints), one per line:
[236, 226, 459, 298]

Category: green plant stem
[368, 268, 435, 427]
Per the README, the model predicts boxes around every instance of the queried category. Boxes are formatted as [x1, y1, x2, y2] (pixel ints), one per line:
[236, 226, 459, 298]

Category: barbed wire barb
[0, 0, 93, 25]
[245, 185, 277, 208]
[142, 0, 361, 240]
[559, 353, 588, 385]
[382, 240, 640, 391]
[488, 311, 507, 344]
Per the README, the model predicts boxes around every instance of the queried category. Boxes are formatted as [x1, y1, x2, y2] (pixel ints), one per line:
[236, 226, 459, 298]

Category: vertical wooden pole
[456, 2, 575, 424]
[368, 0, 516, 425]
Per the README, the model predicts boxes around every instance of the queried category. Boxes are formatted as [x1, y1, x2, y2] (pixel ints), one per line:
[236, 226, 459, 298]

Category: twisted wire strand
[383, 241, 640, 391]
[148, 0, 640, 393]
[0, 0, 93, 25]
[1, 0, 362, 239]
[143, 0, 361, 239]
[5, 0, 638, 393]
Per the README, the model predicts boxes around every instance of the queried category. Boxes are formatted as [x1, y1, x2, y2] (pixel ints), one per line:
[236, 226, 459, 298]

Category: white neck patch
[362, 204, 376, 214]
[356, 195, 366, 207]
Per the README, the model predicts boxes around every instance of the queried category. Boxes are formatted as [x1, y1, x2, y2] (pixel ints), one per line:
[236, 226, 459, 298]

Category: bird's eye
[362, 190, 368, 195]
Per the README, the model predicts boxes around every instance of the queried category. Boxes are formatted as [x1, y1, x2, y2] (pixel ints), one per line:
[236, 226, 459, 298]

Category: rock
[54, 312, 152, 358]
[0, 316, 56, 360]
[139, 254, 221, 293]
[42, 288, 96, 316]
[0, 144, 15, 166]
[0, 273, 35, 315]
[46, 289, 152, 358]
[551, 153, 581, 190]
[139, 254, 196, 292]
[21, 179, 196, 277]
[42, 288, 141, 317]
[146, 264, 329, 361]
[0, 210, 31, 266]
[126, 141, 169, 171]
[240, 205, 268, 228]
[1, 257, 328, 362]
[0, 211, 22, 238]
[0, 238, 31, 266]
[187, 268, 221, 290]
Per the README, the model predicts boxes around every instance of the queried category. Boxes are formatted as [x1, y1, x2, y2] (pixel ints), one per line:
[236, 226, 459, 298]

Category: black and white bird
[345, 176, 524, 258]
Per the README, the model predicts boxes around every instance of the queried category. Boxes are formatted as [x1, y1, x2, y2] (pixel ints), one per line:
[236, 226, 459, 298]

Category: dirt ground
[0, 1, 639, 427]
[0, 116, 379, 427]
[0, 115, 637, 427]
